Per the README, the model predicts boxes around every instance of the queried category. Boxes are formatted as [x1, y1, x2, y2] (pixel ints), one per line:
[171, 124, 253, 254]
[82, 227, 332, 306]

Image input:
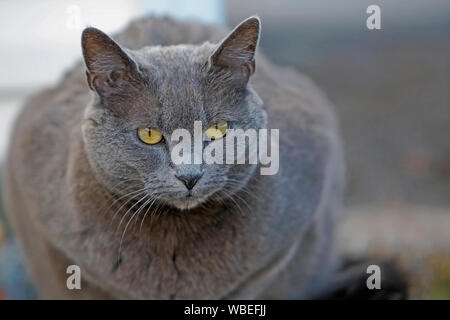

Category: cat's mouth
[162, 188, 219, 210]
[168, 194, 210, 210]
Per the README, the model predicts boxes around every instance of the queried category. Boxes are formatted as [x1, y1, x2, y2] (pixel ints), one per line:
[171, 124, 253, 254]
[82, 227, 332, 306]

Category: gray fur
[3, 16, 344, 299]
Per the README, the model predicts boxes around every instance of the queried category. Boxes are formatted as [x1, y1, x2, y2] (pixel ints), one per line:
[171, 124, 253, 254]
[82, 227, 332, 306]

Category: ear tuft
[210, 16, 260, 77]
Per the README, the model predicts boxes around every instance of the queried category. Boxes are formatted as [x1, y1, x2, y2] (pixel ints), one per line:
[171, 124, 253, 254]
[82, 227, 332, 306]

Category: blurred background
[0, 0, 449, 298]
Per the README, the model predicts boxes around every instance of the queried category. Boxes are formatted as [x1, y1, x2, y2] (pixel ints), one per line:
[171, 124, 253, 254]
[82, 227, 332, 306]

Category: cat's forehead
[131, 44, 222, 132]
[138, 44, 212, 77]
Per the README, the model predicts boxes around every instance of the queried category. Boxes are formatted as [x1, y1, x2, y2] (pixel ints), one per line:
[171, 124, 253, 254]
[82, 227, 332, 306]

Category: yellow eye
[205, 121, 228, 140]
[137, 128, 163, 145]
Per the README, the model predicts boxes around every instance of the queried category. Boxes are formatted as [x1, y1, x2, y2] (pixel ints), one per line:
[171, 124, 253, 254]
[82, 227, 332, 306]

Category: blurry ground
[338, 206, 450, 299]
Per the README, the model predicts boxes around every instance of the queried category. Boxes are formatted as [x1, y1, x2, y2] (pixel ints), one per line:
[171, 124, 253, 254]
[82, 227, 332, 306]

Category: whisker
[116, 192, 149, 231]
[139, 197, 160, 231]
[97, 182, 145, 219]
[108, 188, 149, 228]
[117, 194, 155, 266]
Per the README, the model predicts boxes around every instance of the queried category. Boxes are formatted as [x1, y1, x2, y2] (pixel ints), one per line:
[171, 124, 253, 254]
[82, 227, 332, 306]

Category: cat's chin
[169, 196, 209, 210]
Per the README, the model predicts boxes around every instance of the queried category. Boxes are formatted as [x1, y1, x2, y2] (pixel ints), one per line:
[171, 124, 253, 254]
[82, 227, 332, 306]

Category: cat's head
[81, 17, 266, 210]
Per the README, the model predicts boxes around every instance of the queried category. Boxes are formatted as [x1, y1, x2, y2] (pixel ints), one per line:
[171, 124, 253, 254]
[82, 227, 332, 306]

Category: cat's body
[3, 16, 344, 299]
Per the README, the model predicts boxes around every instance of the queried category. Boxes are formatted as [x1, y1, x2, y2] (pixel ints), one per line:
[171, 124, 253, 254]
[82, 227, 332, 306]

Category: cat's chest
[69, 205, 274, 299]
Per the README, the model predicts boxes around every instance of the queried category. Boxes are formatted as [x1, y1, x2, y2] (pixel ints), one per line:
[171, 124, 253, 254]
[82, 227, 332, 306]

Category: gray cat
[3, 16, 346, 299]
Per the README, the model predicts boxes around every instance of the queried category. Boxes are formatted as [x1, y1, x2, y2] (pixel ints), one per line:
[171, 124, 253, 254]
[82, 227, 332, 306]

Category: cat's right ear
[81, 27, 140, 95]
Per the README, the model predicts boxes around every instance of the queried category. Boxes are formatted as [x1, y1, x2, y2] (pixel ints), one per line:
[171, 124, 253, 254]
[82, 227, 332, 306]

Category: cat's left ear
[209, 16, 260, 81]
[81, 27, 140, 94]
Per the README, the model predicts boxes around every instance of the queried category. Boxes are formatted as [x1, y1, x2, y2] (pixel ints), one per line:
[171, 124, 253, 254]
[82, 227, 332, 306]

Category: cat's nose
[175, 172, 204, 190]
